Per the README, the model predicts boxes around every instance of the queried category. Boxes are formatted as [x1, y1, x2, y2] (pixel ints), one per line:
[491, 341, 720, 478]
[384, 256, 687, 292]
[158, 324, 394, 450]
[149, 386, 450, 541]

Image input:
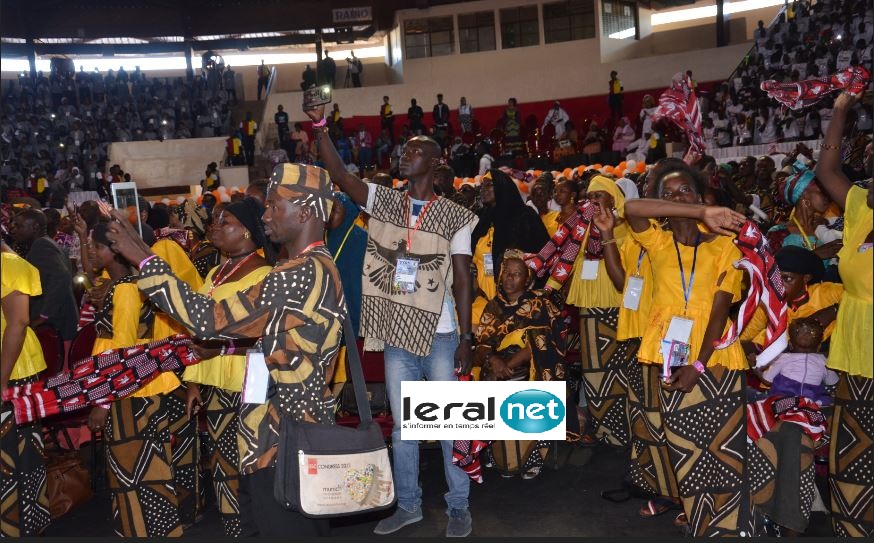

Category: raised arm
[624, 199, 746, 235]
[592, 202, 625, 291]
[814, 92, 857, 210]
[304, 104, 369, 206]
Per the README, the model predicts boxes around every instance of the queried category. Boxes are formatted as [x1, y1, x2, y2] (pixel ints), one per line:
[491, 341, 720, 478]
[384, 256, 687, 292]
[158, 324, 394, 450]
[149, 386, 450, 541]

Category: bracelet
[226, 341, 235, 356]
[220, 345, 227, 357]
[692, 360, 706, 374]
[312, 117, 327, 128]
[460, 333, 474, 342]
[601, 238, 617, 245]
[820, 143, 840, 151]
[137, 254, 157, 270]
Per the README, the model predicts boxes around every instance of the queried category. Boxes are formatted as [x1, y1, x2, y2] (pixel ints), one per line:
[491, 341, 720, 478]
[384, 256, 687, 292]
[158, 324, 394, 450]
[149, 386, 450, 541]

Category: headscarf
[176, 199, 209, 238]
[775, 246, 825, 284]
[222, 197, 276, 264]
[268, 163, 333, 222]
[471, 169, 550, 277]
[781, 163, 816, 206]
[587, 175, 626, 215]
[615, 177, 640, 201]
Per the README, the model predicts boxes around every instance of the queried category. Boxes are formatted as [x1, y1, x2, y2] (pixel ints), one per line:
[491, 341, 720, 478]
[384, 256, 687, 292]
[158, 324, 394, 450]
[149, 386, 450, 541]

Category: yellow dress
[828, 185, 873, 377]
[616, 235, 655, 344]
[150, 239, 204, 341]
[632, 223, 746, 370]
[472, 227, 497, 327]
[565, 223, 627, 309]
[740, 282, 844, 345]
[182, 265, 272, 392]
[92, 280, 179, 397]
[0, 252, 47, 380]
[542, 211, 561, 237]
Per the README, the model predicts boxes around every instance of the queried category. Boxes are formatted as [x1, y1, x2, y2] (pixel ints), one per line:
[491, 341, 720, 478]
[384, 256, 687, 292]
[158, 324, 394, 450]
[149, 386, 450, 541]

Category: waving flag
[761, 65, 869, 110]
[652, 72, 705, 164]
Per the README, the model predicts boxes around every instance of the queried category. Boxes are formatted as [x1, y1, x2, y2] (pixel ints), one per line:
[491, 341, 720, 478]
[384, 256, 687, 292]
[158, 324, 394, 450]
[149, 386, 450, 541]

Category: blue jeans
[384, 332, 470, 513]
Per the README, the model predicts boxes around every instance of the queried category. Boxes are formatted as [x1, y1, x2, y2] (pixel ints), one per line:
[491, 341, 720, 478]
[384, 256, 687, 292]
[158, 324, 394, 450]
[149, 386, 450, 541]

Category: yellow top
[632, 223, 746, 370]
[1, 252, 47, 380]
[92, 282, 180, 397]
[472, 227, 496, 328]
[616, 235, 655, 343]
[740, 282, 844, 345]
[828, 186, 873, 377]
[150, 239, 204, 341]
[182, 264, 272, 391]
[565, 223, 627, 309]
[542, 211, 561, 237]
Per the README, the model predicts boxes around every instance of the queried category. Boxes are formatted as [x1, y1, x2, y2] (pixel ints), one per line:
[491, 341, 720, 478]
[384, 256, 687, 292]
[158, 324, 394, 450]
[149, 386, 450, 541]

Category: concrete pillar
[716, 0, 728, 47]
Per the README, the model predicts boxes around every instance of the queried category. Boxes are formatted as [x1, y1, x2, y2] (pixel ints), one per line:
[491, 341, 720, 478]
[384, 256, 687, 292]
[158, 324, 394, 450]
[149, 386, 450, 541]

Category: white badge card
[242, 350, 269, 404]
[483, 253, 494, 277]
[622, 275, 644, 311]
[665, 316, 694, 344]
[664, 317, 694, 368]
[394, 257, 419, 293]
[580, 259, 599, 280]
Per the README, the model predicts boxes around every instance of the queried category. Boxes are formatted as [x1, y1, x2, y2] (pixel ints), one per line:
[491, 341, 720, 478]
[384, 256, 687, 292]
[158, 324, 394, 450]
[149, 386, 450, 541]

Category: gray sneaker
[446, 508, 472, 537]
[373, 506, 423, 535]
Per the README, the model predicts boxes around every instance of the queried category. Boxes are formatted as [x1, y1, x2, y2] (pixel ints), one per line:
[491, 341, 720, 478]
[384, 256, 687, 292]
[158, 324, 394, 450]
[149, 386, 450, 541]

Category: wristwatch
[460, 333, 474, 342]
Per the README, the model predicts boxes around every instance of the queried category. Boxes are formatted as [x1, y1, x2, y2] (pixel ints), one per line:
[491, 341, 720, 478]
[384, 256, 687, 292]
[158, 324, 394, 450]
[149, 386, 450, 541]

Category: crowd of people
[0, 1, 872, 539]
[1, 64, 237, 202]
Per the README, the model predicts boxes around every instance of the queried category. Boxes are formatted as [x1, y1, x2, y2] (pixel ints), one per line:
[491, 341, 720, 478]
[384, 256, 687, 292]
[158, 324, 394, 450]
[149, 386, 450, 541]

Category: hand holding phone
[303, 85, 332, 111]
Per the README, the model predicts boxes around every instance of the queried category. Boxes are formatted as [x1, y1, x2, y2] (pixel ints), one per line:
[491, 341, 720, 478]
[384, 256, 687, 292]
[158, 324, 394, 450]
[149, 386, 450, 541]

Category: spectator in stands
[380, 96, 394, 144]
[347, 51, 363, 87]
[612, 117, 636, 154]
[223, 65, 236, 104]
[408, 98, 424, 135]
[266, 140, 289, 167]
[11, 208, 77, 346]
[301, 64, 316, 91]
[477, 141, 494, 176]
[319, 52, 337, 88]
[256, 60, 270, 100]
[458, 96, 473, 134]
[542, 101, 570, 142]
[608, 70, 624, 119]
[240, 112, 258, 167]
[274, 105, 289, 148]
[290, 122, 309, 163]
[353, 124, 374, 173]
[433, 94, 450, 147]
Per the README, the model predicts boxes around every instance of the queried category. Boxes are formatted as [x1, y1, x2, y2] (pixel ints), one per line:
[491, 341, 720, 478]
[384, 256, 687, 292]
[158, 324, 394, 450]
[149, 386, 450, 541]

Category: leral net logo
[400, 381, 566, 440]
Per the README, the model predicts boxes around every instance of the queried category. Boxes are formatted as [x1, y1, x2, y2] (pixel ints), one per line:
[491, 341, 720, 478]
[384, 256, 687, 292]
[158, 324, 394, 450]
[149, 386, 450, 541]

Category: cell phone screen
[110, 181, 143, 238]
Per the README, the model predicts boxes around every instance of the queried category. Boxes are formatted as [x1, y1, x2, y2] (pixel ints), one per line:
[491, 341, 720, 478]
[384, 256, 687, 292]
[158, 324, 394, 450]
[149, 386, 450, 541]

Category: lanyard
[332, 217, 358, 262]
[207, 251, 257, 297]
[635, 248, 646, 275]
[790, 211, 818, 250]
[673, 232, 701, 311]
[403, 194, 437, 255]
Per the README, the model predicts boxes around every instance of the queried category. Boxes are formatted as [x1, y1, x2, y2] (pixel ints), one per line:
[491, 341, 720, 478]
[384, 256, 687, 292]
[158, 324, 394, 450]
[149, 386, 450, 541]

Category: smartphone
[110, 181, 143, 238]
[303, 84, 332, 111]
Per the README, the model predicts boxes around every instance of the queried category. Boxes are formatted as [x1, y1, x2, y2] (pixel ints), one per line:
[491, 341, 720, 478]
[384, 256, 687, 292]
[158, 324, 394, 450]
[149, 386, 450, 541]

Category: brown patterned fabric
[362, 185, 477, 355]
[829, 373, 873, 537]
[626, 360, 679, 498]
[105, 395, 183, 537]
[200, 386, 243, 537]
[579, 308, 632, 447]
[0, 375, 51, 537]
[269, 163, 333, 222]
[137, 247, 346, 475]
[165, 385, 201, 526]
[659, 365, 752, 537]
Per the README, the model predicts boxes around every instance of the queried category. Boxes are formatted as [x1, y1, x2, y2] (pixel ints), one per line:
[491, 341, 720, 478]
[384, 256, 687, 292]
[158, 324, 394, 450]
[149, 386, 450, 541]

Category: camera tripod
[343, 68, 352, 89]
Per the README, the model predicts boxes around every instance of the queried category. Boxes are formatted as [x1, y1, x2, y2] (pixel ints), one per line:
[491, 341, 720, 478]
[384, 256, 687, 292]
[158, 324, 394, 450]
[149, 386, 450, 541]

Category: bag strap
[342, 318, 373, 425]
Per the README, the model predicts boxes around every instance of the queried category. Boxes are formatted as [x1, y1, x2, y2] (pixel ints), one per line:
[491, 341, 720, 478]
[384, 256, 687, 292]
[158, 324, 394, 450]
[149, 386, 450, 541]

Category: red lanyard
[298, 240, 325, 256]
[208, 252, 257, 296]
[403, 194, 437, 255]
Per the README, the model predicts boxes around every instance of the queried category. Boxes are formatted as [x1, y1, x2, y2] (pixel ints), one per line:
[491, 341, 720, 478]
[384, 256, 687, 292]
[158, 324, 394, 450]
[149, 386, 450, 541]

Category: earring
[243, 232, 251, 239]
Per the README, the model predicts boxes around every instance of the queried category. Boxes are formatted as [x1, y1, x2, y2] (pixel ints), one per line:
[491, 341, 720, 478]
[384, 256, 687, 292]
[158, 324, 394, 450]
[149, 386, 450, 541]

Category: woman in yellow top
[625, 160, 751, 537]
[182, 198, 273, 537]
[814, 91, 873, 538]
[0, 243, 51, 537]
[83, 222, 184, 537]
[470, 170, 549, 330]
[564, 175, 631, 447]
[596, 186, 679, 517]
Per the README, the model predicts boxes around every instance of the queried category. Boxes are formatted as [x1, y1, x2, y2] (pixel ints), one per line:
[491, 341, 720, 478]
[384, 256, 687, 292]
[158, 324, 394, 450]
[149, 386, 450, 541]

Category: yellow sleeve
[111, 283, 144, 349]
[151, 239, 204, 291]
[0, 254, 42, 298]
[742, 307, 768, 344]
[716, 239, 743, 301]
[817, 282, 844, 306]
[629, 221, 670, 253]
[843, 185, 867, 240]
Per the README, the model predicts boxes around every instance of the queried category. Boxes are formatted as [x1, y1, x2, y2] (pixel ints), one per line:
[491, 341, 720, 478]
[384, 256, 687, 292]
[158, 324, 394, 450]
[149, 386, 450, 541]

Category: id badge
[483, 253, 494, 277]
[241, 350, 269, 404]
[622, 275, 644, 311]
[662, 316, 694, 370]
[580, 259, 599, 280]
[394, 257, 419, 293]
